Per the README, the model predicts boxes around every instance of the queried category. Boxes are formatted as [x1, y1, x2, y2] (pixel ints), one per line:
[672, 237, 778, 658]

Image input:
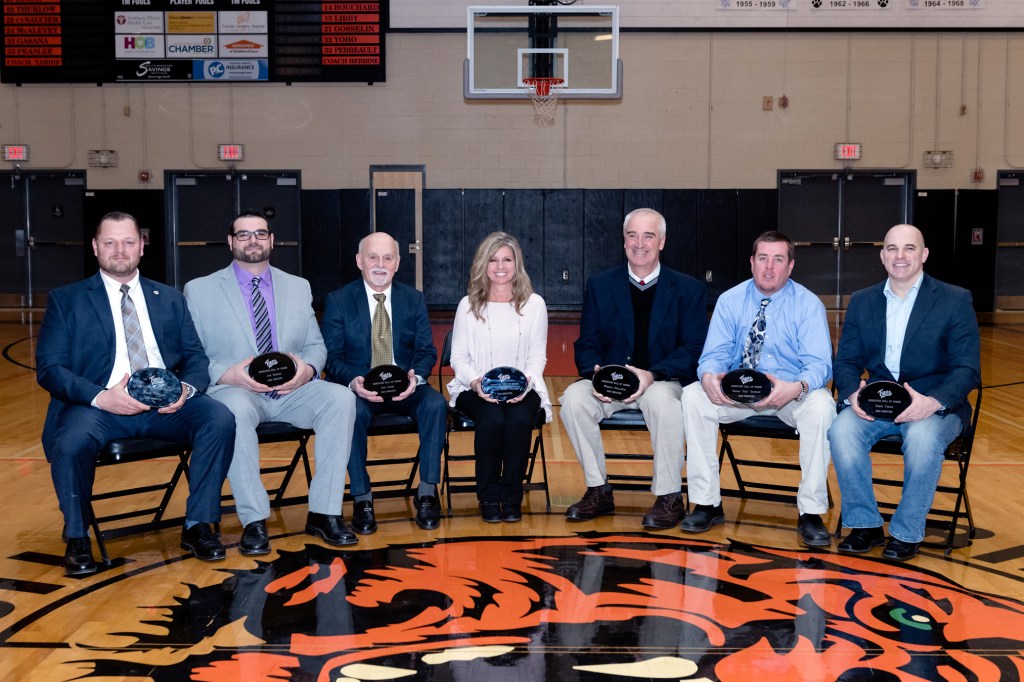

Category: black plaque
[127, 367, 183, 408]
[248, 352, 297, 387]
[365, 364, 411, 399]
[481, 366, 529, 402]
[592, 365, 641, 401]
[721, 369, 773, 404]
[857, 380, 912, 420]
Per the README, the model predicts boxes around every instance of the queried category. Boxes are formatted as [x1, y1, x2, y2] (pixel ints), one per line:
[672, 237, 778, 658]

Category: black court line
[0, 578, 63, 595]
[2, 336, 34, 372]
[981, 380, 1024, 390]
[9, 551, 65, 568]
[7, 551, 129, 579]
[973, 544, 1024, 565]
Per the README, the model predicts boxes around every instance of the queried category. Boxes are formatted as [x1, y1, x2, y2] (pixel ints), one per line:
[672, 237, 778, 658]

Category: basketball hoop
[523, 77, 564, 125]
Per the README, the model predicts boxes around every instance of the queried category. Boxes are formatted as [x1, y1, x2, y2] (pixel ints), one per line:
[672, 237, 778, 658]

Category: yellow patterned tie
[371, 293, 393, 367]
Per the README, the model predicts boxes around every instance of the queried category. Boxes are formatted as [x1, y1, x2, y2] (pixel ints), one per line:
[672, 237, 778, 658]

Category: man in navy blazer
[322, 232, 447, 533]
[36, 212, 234, 576]
[829, 223, 981, 561]
[560, 208, 709, 527]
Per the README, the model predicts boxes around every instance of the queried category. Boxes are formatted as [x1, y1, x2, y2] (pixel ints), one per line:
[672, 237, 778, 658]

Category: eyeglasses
[232, 229, 271, 241]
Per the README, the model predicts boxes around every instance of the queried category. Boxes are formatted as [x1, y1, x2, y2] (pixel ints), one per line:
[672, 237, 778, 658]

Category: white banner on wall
[907, 0, 985, 8]
[716, 0, 793, 9]
[808, 0, 891, 9]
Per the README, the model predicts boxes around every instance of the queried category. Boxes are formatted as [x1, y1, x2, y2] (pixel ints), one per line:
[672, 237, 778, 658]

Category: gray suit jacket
[183, 264, 327, 395]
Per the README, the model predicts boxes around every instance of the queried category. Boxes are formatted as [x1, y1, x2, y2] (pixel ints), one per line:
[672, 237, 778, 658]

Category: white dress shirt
[98, 270, 165, 389]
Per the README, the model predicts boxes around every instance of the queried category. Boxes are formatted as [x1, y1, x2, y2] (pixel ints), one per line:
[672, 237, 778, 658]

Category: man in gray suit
[184, 210, 358, 555]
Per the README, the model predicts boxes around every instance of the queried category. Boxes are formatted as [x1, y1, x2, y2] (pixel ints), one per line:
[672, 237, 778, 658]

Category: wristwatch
[796, 380, 808, 402]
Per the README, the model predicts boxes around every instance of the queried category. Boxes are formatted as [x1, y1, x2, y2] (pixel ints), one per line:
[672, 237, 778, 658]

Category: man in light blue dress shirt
[829, 224, 980, 561]
[680, 231, 835, 546]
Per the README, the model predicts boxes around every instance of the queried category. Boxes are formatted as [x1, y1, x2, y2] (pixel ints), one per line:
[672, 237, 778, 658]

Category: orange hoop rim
[522, 77, 565, 97]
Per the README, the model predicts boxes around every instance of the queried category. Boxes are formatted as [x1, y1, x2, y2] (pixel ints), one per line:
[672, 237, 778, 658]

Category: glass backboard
[465, 5, 621, 100]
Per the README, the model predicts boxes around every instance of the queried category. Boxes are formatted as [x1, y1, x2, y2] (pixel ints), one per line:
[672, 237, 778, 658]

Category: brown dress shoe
[565, 483, 614, 521]
[642, 492, 685, 529]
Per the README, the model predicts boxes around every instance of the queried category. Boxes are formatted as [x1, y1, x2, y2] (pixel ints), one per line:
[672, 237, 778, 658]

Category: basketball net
[523, 78, 564, 126]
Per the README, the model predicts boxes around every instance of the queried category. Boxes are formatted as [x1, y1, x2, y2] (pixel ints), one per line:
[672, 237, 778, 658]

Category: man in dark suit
[829, 223, 981, 561]
[559, 208, 709, 528]
[36, 212, 234, 576]
[321, 232, 446, 533]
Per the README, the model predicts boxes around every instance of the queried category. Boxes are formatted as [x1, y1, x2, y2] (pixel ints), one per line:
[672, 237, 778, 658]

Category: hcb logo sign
[124, 36, 156, 49]
[115, 34, 164, 58]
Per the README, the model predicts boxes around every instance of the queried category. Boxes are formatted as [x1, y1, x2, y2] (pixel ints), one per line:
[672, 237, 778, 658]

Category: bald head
[884, 223, 925, 249]
[881, 223, 928, 295]
[357, 232, 400, 292]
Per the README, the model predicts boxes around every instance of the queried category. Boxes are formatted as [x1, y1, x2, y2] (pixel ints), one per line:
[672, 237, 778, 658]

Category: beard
[366, 269, 392, 287]
[98, 254, 139, 278]
[233, 245, 270, 264]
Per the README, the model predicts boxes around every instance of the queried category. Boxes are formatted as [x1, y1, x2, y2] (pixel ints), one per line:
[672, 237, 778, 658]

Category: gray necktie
[741, 297, 770, 370]
[371, 293, 393, 367]
[120, 284, 149, 373]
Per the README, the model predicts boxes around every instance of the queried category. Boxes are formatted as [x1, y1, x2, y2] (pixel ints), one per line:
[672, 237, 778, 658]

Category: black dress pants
[455, 390, 541, 505]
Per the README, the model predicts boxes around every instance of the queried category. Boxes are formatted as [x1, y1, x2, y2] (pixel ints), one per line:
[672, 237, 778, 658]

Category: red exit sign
[1, 144, 29, 162]
[834, 143, 862, 161]
[218, 144, 245, 162]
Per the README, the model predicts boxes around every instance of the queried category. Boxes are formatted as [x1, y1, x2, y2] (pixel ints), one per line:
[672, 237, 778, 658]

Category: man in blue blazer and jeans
[36, 212, 234, 576]
[322, 232, 447, 534]
[829, 223, 980, 561]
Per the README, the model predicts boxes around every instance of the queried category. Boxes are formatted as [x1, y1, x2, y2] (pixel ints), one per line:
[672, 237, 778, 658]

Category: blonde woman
[447, 232, 551, 522]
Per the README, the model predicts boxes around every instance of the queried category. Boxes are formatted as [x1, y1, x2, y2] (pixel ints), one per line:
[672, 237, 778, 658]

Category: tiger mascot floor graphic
[23, 533, 1024, 681]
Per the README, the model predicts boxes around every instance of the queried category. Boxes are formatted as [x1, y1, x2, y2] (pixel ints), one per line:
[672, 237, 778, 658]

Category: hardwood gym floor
[1, 317, 1023, 681]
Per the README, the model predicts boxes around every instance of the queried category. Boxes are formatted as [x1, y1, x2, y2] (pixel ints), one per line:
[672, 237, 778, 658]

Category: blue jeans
[828, 406, 963, 544]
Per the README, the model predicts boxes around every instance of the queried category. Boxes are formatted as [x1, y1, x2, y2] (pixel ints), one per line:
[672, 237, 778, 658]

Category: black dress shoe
[181, 523, 226, 561]
[480, 502, 502, 523]
[352, 500, 378, 535]
[501, 502, 522, 523]
[565, 484, 615, 521]
[797, 513, 832, 547]
[837, 526, 885, 553]
[305, 512, 357, 546]
[642, 492, 685, 529]
[64, 537, 97, 576]
[882, 537, 921, 561]
[680, 503, 725, 533]
[239, 520, 271, 556]
[415, 493, 441, 530]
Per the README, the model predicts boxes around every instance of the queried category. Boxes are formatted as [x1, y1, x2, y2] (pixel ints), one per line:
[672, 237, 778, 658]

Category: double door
[996, 171, 1024, 310]
[165, 171, 301, 288]
[0, 171, 87, 309]
[778, 170, 915, 309]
